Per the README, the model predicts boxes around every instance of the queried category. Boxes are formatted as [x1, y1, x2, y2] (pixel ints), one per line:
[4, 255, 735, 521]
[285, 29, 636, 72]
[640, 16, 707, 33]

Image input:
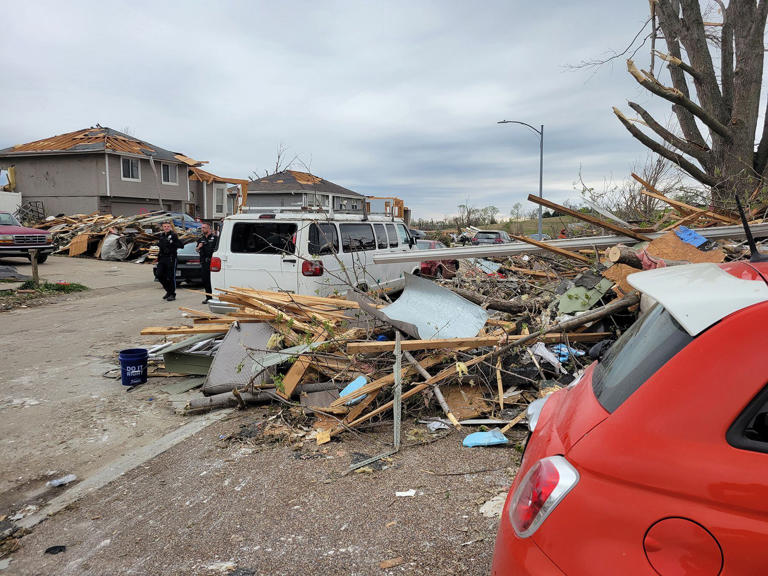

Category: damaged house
[0, 126, 244, 220]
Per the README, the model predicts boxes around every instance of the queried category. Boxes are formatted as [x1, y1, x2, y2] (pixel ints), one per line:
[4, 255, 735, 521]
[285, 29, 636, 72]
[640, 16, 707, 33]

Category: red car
[492, 261, 768, 575]
[414, 239, 458, 279]
[0, 211, 54, 263]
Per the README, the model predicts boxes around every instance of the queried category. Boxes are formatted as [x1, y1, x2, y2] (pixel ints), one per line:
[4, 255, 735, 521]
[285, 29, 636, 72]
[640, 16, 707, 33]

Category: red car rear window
[592, 304, 692, 412]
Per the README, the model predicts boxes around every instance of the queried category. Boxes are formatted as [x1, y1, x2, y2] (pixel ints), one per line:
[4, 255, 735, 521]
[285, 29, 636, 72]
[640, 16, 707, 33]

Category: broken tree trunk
[607, 244, 643, 269]
[450, 287, 549, 314]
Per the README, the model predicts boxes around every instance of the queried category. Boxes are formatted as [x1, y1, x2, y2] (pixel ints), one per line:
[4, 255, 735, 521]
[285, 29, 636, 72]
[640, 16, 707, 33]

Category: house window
[161, 163, 178, 185]
[121, 157, 140, 181]
[214, 185, 226, 216]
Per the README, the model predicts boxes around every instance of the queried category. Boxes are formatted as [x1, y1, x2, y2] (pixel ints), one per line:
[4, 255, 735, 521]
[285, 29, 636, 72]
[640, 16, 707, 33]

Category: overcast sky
[1, 1, 667, 220]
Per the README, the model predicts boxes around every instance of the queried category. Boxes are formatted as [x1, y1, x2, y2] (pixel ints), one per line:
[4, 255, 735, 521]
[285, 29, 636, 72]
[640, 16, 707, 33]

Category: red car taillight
[210, 257, 222, 272]
[509, 456, 579, 538]
[494, 237, 504, 243]
[302, 260, 324, 276]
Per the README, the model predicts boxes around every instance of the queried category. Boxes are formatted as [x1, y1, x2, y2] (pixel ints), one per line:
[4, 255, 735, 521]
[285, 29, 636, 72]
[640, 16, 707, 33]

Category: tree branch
[626, 59, 732, 139]
[613, 106, 718, 186]
[627, 101, 710, 166]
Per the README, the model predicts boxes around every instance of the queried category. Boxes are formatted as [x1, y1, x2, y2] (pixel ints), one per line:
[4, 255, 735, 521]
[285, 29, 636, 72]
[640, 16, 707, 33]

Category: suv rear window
[592, 304, 692, 412]
[476, 232, 498, 239]
[231, 222, 297, 254]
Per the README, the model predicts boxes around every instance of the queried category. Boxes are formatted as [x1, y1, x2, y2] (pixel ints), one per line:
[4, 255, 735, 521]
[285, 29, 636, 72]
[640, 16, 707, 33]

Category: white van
[208, 209, 417, 312]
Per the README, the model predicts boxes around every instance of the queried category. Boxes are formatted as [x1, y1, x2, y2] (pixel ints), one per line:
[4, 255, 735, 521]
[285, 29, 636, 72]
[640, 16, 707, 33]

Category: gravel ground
[8, 410, 524, 576]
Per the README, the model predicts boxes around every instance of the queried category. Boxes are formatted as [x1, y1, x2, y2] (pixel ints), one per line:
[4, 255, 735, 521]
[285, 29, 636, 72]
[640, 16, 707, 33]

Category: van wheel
[356, 283, 369, 292]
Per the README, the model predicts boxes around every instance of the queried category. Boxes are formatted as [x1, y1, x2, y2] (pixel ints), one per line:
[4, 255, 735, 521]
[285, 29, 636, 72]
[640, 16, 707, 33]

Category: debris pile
[132, 180, 768, 451]
[32, 211, 199, 261]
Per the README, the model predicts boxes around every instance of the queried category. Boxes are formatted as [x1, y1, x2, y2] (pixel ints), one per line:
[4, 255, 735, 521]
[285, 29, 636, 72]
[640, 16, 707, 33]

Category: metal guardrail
[373, 223, 768, 264]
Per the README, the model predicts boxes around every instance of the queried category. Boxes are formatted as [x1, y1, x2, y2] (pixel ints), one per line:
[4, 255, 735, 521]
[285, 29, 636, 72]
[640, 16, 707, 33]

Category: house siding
[106, 155, 188, 203]
[0, 155, 104, 216]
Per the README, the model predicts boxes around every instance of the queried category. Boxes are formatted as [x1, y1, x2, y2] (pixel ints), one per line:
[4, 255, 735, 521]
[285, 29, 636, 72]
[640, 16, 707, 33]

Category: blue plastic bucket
[119, 348, 148, 387]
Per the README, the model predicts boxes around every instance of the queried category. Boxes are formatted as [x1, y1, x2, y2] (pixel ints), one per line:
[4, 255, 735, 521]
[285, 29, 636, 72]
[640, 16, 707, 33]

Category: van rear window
[230, 222, 297, 254]
[592, 304, 692, 412]
[340, 223, 375, 252]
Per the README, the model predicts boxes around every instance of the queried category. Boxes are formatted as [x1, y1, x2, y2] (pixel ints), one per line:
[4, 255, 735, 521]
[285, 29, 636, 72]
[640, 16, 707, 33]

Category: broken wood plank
[632, 173, 737, 225]
[527, 194, 652, 241]
[277, 330, 328, 399]
[140, 324, 231, 335]
[509, 234, 591, 263]
[403, 350, 461, 429]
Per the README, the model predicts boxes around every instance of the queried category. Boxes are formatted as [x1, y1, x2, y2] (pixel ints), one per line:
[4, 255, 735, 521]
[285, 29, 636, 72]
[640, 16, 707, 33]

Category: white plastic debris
[395, 489, 417, 497]
[46, 474, 77, 487]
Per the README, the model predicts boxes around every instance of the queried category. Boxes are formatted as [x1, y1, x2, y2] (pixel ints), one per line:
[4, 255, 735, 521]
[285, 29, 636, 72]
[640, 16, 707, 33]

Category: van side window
[340, 223, 375, 252]
[396, 224, 411, 245]
[308, 223, 338, 255]
[231, 222, 297, 254]
[385, 223, 398, 248]
[373, 223, 388, 249]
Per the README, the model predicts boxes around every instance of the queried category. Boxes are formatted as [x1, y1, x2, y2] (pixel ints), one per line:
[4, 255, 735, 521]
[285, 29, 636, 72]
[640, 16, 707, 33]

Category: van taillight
[509, 456, 579, 538]
[210, 257, 222, 272]
[302, 260, 324, 276]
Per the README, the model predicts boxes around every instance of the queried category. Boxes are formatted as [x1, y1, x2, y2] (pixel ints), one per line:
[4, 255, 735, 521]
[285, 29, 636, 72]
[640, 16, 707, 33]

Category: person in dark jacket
[156, 221, 184, 301]
[196, 222, 218, 303]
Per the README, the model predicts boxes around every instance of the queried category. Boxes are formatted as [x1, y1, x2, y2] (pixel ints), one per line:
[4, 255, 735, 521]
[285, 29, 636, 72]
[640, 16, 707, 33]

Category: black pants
[201, 261, 212, 298]
[156, 257, 177, 296]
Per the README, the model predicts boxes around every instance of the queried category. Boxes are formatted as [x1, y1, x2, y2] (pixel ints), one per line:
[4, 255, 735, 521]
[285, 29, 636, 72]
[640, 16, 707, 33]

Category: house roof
[247, 170, 363, 198]
[0, 126, 203, 165]
[188, 166, 248, 185]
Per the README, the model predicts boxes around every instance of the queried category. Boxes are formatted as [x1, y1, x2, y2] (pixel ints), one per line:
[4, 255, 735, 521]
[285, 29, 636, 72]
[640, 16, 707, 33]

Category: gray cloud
[2, 0, 665, 219]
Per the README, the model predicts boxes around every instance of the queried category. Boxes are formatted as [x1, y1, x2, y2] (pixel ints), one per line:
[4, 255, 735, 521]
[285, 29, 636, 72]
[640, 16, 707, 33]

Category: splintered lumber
[527, 194, 652, 242]
[329, 354, 449, 408]
[347, 332, 612, 354]
[277, 330, 328, 399]
[509, 234, 591, 263]
[141, 324, 231, 335]
[504, 266, 558, 278]
[631, 173, 737, 225]
[607, 244, 642, 269]
[403, 350, 461, 429]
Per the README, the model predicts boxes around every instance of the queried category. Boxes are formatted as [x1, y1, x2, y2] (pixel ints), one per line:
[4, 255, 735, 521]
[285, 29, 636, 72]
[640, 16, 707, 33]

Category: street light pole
[498, 120, 544, 238]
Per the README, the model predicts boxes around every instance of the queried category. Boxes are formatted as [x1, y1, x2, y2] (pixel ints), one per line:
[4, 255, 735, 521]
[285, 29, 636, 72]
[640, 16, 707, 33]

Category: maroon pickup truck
[0, 211, 54, 263]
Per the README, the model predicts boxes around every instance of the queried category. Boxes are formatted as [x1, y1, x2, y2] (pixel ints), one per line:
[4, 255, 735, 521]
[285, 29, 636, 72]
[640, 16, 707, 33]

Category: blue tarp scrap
[462, 428, 509, 447]
[675, 226, 707, 248]
[340, 375, 368, 406]
[550, 344, 586, 363]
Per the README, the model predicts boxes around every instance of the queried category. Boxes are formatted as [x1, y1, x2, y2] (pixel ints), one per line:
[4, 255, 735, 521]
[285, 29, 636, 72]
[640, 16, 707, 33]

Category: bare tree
[612, 0, 768, 209]
[250, 143, 300, 180]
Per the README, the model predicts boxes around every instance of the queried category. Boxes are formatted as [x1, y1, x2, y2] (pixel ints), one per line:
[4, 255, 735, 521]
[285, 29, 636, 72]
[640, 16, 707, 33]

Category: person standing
[197, 222, 217, 303]
[156, 221, 183, 302]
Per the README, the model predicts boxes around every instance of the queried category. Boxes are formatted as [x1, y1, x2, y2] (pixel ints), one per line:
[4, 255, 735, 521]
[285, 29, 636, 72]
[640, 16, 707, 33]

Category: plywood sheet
[647, 231, 725, 263]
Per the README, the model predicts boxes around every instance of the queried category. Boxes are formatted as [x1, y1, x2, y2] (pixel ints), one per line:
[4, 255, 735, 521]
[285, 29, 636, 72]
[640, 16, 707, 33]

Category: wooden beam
[277, 331, 328, 399]
[631, 173, 737, 225]
[346, 332, 611, 354]
[140, 324, 230, 335]
[526, 194, 652, 241]
[509, 234, 591, 263]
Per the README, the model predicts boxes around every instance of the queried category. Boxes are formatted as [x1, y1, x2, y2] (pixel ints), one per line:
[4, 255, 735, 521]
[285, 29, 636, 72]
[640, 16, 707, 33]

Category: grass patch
[19, 281, 89, 294]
